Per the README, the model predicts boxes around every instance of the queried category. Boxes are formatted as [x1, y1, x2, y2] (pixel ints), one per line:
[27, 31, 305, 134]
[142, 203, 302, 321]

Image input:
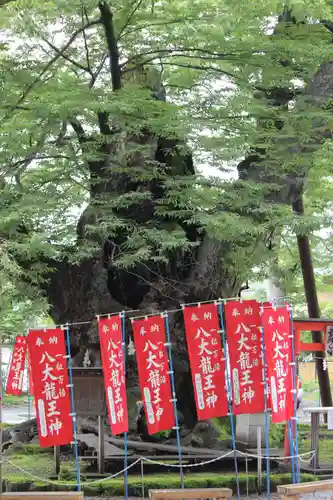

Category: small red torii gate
[284, 318, 333, 462]
[293, 318, 333, 355]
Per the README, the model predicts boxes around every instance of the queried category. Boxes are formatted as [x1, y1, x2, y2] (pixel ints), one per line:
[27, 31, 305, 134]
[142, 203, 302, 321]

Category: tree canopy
[2, 0, 333, 339]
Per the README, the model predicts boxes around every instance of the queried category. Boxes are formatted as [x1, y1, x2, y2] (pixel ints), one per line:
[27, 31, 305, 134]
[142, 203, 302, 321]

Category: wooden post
[98, 415, 104, 474]
[310, 411, 320, 470]
[54, 446, 60, 475]
[292, 194, 332, 411]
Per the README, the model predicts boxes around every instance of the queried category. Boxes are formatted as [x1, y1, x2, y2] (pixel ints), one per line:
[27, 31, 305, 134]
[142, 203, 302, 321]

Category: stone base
[236, 413, 268, 447]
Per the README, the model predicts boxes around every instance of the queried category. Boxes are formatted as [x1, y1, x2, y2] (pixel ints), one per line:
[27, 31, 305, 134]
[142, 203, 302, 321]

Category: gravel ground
[85, 496, 281, 500]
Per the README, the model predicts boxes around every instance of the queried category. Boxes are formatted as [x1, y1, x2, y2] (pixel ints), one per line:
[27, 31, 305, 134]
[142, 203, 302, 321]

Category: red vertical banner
[6, 336, 27, 395]
[262, 306, 293, 423]
[224, 300, 265, 415]
[27, 329, 73, 447]
[132, 315, 174, 434]
[98, 315, 128, 435]
[183, 303, 228, 420]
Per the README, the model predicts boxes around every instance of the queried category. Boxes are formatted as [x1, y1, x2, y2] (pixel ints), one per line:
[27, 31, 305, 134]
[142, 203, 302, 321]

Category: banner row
[6, 299, 296, 447]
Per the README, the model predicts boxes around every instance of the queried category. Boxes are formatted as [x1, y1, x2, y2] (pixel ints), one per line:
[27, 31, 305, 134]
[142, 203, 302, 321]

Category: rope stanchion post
[260, 306, 271, 500]
[245, 453, 249, 498]
[121, 312, 129, 500]
[64, 324, 81, 491]
[141, 457, 145, 500]
[217, 300, 241, 500]
[257, 427, 262, 494]
[163, 311, 184, 489]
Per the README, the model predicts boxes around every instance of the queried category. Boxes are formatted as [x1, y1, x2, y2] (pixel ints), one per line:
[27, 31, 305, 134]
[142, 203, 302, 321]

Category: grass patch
[302, 380, 319, 393]
[2, 423, 14, 429]
[3, 442, 56, 481]
[269, 424, 285, 447]
[3, 472, 318, 495]
[3, 394, 27, 406]
[213, 417, 232, 441]
[299, 438, 333, 464]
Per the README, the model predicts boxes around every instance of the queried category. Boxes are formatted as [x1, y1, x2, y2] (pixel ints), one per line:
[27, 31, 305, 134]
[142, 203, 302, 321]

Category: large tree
[2, 0, 333, 429]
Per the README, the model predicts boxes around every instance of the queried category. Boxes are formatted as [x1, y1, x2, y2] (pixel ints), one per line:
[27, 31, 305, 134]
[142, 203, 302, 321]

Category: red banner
[224, 300, 265, 415]
[6, 336, 27, 395]
[183, 303, 228, 420]
[132, 315, 174, 434]
[27, 329, 73, 447]
[98, 315, 128, 435]
[262, 306, 293, 423]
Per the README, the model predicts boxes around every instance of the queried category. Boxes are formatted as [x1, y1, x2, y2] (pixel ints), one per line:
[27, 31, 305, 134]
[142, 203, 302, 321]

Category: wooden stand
[0, 493, 84, 500]
[278, 479, 333, 498]
[149, 488, 232, 500]
[302, 406, 333, 470]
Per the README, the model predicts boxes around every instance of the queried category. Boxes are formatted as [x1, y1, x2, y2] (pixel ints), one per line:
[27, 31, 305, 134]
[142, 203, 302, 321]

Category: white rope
[141, 451, 234, 467]
[142, 449, 316, 467]
[3, 448, 317, 485]
[5, 457, 142, 486]
[237, 449, 316, 462]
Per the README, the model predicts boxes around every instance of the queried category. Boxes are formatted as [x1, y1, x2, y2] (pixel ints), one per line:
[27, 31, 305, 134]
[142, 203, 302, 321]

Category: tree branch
[119, 16, 210, 40]
[81, 6, 92, 72]
[70, 119, 87, 144]
[118, 0, 144, 39]
[147, 61, 240, 82]
[99, 1, 121, 91]
[89, 53, 108, 88]
[41, 37, 91, 73]
[3, 19, 100, 122]
[122, 48, 259, 67]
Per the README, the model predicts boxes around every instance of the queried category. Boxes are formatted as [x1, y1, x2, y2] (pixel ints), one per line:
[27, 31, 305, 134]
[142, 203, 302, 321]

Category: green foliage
[3, 472, 318, 495]
[2, 0, 333, 328]
[3, 394, 26, 406]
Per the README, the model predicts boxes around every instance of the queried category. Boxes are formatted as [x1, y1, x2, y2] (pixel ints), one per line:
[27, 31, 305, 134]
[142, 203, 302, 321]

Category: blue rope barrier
[121, 312, 129, 500]
[260, 305, 271, 500]
[288, 304, 300, 483]
[164, 312, 184, 489]
[64, 325, 81, 491]
[218, 301, 241, 500]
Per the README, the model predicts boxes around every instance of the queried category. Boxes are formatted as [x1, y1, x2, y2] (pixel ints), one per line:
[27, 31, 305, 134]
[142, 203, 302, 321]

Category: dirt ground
[86, 496, 281, 500]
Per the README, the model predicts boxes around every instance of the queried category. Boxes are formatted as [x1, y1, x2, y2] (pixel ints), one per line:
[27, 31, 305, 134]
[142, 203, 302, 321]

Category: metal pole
[218, 301, 241, 500]
[121, 312, 129, 500]
[245, 453, 249, 498]
[289, 304, 300, 483]
[164, 312, 184, 489]
[64, 325, 81, 491]
[0, 340, 3, 494]
[257, 426, 262, 495]
[260, 305, 271, 500]
[141, 457, 145, 500]
[288, 420, 296, 483]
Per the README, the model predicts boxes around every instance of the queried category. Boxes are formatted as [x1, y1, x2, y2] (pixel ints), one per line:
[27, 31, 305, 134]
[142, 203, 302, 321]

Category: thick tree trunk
[292, 194, 332, 409]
